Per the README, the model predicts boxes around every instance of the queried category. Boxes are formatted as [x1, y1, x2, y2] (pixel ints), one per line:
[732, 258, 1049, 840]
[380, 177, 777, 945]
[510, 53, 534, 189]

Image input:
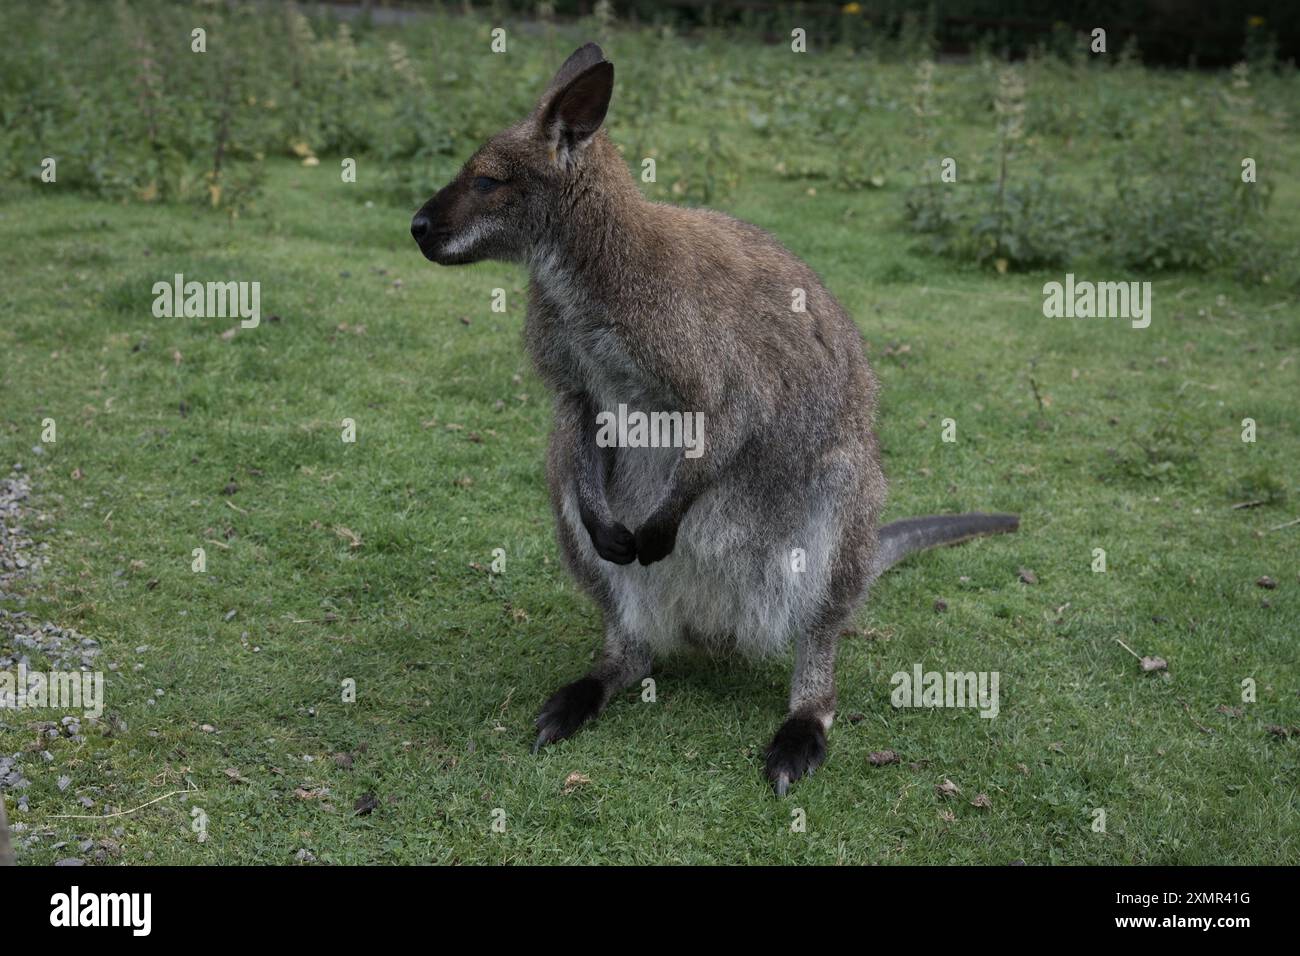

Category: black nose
[410, 214, 430, 242]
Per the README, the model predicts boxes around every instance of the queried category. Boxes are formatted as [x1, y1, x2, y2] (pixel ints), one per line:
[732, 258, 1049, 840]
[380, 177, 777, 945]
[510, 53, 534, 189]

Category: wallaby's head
[410, 43, 617, 266]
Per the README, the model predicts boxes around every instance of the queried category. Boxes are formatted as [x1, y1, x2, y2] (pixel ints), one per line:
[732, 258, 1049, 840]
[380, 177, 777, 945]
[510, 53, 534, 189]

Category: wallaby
[411, 43, 1018, 795]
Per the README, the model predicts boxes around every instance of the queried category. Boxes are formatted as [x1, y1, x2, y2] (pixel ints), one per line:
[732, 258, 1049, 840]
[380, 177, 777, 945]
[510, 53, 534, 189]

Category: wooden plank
[0, 791, 14, 866]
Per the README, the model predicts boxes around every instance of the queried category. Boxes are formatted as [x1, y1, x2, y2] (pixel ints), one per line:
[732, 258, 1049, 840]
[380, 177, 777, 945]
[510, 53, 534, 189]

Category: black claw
[634, 519, 677, 565]
[591, 521, 637, 564]
[532, 676, 605, 751]
[764, 715, 827, 797]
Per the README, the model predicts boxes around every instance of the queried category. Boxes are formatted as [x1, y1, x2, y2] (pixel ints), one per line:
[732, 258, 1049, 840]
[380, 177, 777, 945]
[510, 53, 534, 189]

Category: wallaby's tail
[871, 512, 1019, 579]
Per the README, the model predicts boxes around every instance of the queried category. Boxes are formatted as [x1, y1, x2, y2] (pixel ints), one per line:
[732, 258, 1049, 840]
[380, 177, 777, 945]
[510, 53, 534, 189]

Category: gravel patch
[0, 611, 100, 675]
[0, 462, 105, 861]
[0, 465, 50, 601]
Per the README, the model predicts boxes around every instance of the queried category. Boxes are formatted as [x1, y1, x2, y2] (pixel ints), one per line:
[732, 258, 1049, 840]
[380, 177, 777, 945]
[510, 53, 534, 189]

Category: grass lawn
[1, 16, 1298, 865]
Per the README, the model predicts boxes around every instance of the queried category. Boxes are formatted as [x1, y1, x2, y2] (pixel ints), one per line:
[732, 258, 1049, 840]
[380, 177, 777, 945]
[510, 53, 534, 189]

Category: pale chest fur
[529, 254, 844, 658]
[527, 253, 678, 522]
[526, 251, 661, 409]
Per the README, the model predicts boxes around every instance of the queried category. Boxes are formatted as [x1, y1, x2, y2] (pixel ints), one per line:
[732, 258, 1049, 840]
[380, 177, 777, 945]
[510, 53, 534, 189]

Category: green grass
[1, 13, 1298, 865]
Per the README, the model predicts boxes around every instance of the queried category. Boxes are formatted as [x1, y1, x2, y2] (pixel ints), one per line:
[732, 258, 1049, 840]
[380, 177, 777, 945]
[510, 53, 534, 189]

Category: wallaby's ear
[544, 43, 607, 99]
[540, 53, 614, 167]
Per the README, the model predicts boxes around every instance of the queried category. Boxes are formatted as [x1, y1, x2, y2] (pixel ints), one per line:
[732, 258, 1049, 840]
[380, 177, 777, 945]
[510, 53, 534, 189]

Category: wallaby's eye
[472, 176, 504, 194]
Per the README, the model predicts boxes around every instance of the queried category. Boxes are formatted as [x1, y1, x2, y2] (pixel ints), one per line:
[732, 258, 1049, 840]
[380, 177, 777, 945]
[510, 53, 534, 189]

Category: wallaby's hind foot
[532, 676, 605, 752]
[764, 715, 829, 797]
[532, 627, 653, 753]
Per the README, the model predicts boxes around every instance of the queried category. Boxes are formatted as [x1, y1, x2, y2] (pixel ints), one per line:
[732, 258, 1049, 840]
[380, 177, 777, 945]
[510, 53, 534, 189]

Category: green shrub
[1103, 144, 1274, 277]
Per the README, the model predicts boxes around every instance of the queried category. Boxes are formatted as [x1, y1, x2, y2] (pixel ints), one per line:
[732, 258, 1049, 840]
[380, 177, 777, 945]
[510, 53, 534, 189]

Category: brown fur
[413, 44, 1014, 796]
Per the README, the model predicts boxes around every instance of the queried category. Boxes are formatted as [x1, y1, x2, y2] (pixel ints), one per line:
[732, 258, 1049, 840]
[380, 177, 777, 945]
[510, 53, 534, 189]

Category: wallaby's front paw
[634, 518, 678, 565]
[589, 520, 637, 564]
[532, 676, 604, 753]
[763, 716, 827, 797]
